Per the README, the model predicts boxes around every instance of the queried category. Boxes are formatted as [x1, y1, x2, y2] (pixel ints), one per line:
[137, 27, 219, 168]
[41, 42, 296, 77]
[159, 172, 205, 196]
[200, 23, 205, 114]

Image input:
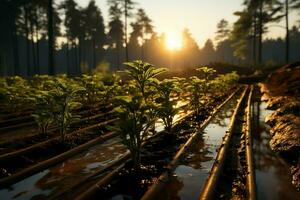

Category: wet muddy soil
[259, 63, 300, 190]
[92, 90, 241, 200]
[252, 89, 299, 199]
[0, 137, 127, 200]
[0, 124, 113, 178]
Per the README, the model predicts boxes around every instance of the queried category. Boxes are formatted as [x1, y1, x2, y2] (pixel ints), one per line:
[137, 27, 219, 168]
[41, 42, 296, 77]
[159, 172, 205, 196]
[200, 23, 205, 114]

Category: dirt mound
[266, 62, 300, 97]
[260, 62, 300, 190]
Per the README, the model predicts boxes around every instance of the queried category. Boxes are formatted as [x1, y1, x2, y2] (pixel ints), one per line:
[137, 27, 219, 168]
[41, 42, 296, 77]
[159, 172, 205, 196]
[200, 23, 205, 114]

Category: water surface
[154, 92, 241, 199]
[0, 137, 127, 200]
[252, 95, 299, 200]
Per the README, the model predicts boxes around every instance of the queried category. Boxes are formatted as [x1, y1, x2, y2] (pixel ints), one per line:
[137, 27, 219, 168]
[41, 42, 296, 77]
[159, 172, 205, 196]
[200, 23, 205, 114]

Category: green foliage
[211, 71, 239, 94]
[50, 79, 85, 141]
[79, 74, 104, 104]
[153, 78, 181, 132]
[30, 91, 54, 134]
[113, 60, 166, 170]
[123, 60, 166, 100]
[186, 76, 206, 116]
[0, 76, 34, 113]
[100, 73, 122, 103]
[112, 95, 155, 170]
[196, 66, 216, 99]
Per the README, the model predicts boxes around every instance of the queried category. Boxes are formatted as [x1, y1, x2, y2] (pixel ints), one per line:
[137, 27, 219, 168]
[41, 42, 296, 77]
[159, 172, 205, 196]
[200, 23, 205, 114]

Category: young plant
[99, 73, 122, 104]
[112, 60, 166, 170]
[187, 76, 206, 116]
[113, 94, 155, 171]
[154, 79, 181, 132]
[211, 71, 239, 95]
[196, 66, 216, 100]
[30, 91, 54, 134]
[123, 60, 166, 101]
[79, 74, 103, 104]
[51, 79, 85, 141]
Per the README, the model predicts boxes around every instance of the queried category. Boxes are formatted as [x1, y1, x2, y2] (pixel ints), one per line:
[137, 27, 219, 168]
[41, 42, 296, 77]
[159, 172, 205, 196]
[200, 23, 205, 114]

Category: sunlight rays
[165, 32, 183, 50]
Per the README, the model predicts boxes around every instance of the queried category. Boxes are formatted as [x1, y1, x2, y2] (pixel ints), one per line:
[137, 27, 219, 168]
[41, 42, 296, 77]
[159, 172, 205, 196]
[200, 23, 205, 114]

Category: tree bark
[124, 0, 129, 61]
[78, 38, 82, 74]
[11, 15, 20, 75]
[66, 39, 70, 74]
[252, 13, 257, 66]
[25, 7, 31, 76]
[117, 43, 120, 70]
[258, 1, 263, 65]
[74, 43, 79, 74]
[285, 0, 289, 63]
[93, 37, 96, 72]
[30, 20, 37, 74]
[48, 0, 54, 75]
[35, 9, 40, 73]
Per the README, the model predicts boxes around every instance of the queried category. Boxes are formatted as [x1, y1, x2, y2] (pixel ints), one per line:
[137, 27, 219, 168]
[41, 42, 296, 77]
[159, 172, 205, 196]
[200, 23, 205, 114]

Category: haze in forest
[0, 0, 300, 76]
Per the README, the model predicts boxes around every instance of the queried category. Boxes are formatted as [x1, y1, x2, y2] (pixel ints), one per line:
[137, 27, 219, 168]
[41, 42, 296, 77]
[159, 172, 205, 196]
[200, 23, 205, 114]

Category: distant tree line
[0, 0, 300, 76]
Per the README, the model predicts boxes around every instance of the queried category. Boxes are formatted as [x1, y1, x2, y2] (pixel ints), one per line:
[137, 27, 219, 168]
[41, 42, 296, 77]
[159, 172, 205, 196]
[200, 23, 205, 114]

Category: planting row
[0, 61, 239, 189]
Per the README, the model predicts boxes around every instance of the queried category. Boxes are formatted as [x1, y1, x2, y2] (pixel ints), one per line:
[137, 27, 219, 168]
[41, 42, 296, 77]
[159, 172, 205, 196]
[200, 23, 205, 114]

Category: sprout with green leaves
[112, 60, 166, 170]
[50, 79, 85, 141]
[123, 60, 166, 101]
[196, 66, 216, 100]
[187, 76, 206, 116]
[211, 71, 239, 95]
[30, 91, 54, 135]
[112, 95, 155, 171]
[154, 78, 181, 132]
[79, 74, 104, 104]
[2, 76, 34, 113]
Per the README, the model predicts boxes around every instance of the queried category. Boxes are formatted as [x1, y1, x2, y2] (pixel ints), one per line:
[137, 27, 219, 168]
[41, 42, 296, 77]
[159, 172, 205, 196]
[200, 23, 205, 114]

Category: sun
[166, 32, 183, 51]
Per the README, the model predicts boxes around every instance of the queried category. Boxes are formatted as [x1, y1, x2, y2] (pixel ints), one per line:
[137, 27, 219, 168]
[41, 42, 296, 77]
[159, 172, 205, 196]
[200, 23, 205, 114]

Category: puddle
[252, 93, 299, 200]
[0, 100, 190, 200]
[0, 137, 127, 199]
[155, 100, 190, 133]
[153, 92, 241, 199]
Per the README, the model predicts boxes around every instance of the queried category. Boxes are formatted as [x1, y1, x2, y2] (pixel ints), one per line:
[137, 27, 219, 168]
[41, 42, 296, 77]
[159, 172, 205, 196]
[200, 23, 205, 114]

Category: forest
[0, 1, 299, 200]
[0, 0, 300, 76]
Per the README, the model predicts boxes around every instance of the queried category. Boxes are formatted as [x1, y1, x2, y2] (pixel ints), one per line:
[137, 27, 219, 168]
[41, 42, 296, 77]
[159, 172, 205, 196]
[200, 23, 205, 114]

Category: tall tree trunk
[30, 21, 37, 74]
[258, 1, 263, 64]
[285, 0, 289, 63]
[36, 34, 40, 74]
[124, 0, 129, 61]
[35, 9, 40, 73]
[74, 43, 79, 74]
[25, 7, 31, 76]
[66, 39, 70, 74]
[48, 0, 54, 75]
[141, 38, 144, 60]
[78, 38, 82, 74]
[117, 43, 120, 70]
[252, 14, 257, 66]
[12, 15, 20, 75]
[93, 37, 96, 71]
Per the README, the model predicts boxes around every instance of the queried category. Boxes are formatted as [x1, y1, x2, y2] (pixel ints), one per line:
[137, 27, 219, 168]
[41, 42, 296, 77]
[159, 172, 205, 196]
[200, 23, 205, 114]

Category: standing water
[0, 137, 127, 200]
[152, 91, 242, 199]
[252, 91, 299, 200]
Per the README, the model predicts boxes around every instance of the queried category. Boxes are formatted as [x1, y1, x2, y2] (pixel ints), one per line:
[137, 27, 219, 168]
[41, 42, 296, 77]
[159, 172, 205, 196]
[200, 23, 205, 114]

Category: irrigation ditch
[74, 87, 243, 200]
[0, 86, 241, 200]
[1, 84, 297, 200]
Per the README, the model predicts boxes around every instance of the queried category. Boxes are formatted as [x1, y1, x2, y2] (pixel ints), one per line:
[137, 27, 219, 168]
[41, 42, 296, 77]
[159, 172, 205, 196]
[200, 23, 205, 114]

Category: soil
[0, 108, 115, 154]
[259, 62, 300, 190]
[0, 122, 113, 178]
[85, 91, 235, 200]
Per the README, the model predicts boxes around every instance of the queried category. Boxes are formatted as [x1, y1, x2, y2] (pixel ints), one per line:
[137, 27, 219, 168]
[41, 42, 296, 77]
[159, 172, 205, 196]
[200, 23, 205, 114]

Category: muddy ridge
[259, 63, 300, 190]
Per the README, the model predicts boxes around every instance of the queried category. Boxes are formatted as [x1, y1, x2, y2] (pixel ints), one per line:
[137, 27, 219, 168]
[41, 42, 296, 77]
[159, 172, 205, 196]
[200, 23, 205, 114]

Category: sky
[64, 0, 299, 48]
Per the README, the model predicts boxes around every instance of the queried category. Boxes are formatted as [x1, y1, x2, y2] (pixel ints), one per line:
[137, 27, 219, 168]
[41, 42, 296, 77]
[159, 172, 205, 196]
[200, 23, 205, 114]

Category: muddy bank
[259, 62, 300, 190]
